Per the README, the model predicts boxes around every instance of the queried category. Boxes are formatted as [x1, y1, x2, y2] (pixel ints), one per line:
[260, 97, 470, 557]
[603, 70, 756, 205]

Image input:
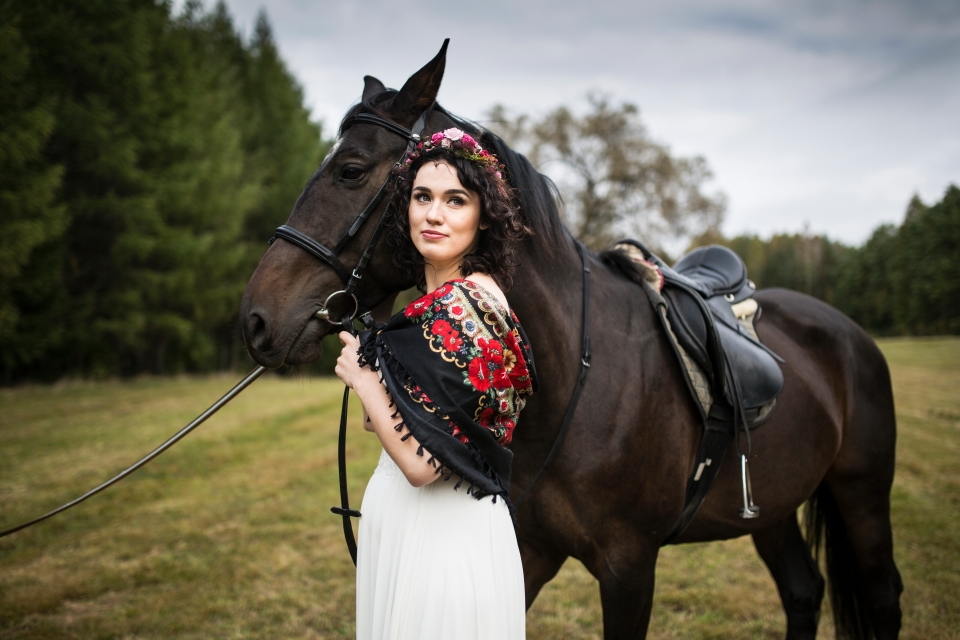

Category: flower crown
[397, 128, 505, 183]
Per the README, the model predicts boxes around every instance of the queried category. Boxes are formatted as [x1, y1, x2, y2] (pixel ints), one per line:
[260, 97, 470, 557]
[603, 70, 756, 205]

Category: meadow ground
[1, 337, 957, 639]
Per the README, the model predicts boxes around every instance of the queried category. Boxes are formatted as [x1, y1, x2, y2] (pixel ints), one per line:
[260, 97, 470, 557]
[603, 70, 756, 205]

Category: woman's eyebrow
[444, 189, 470, 197]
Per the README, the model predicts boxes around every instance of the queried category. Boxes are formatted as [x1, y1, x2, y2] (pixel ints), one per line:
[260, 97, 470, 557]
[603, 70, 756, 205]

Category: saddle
[605, 240, 785, 542]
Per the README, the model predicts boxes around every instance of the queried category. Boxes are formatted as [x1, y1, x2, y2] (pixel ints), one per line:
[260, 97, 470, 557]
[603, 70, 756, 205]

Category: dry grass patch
[1, 337, 958, 638]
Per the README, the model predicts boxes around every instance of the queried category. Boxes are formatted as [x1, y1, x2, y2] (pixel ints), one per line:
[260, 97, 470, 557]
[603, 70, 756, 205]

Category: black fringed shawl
[358, 279, 538, 501]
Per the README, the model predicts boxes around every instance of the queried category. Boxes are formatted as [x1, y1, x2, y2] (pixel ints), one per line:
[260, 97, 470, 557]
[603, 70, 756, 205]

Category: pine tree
[0, 8, 67, 381]
[3, 0, 329, 381]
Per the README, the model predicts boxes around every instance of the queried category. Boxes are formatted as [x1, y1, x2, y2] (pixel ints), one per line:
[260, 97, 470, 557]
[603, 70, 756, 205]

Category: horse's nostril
[246, 310, 269, 351]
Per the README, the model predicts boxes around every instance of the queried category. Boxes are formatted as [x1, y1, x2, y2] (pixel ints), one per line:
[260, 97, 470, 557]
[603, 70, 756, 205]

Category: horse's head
[240, 42, 452, 367]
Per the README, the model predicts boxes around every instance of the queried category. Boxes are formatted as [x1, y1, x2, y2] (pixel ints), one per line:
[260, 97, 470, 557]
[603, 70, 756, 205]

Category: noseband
[269, 111, 429, 329]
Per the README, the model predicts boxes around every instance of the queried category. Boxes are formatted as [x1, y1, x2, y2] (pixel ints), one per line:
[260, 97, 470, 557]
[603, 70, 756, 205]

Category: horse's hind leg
[823, 476, 904, 640]
[752, 514, 825, 640]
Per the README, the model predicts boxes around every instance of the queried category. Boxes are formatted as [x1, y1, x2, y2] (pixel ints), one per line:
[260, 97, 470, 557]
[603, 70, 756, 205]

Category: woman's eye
[449, 197, 463, 206]
[340, 166, 365, 181]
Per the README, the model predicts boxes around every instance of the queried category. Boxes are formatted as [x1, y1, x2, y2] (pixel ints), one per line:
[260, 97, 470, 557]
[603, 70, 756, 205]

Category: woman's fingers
[335, 331, 362, 388]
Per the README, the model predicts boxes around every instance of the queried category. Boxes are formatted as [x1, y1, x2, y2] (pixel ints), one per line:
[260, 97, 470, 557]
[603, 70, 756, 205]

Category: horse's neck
[509, 237, 586, 391]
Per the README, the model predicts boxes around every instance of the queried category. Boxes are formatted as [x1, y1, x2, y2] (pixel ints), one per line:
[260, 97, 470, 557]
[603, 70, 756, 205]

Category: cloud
[211, 0, 960, 245]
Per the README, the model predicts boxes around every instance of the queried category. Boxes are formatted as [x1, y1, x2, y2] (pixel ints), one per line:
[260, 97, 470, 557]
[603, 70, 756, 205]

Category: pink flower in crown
[441, 137, 451, 148]
[495, 171, 502, 179]
[431, 132, 444, 144]
[461, 133, 476, 147]
[443, 128, 464, 141]
[479, 149, 489, 158]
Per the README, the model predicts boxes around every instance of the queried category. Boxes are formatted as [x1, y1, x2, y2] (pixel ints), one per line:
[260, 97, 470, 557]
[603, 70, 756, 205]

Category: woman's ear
[479, 217, 490, 231]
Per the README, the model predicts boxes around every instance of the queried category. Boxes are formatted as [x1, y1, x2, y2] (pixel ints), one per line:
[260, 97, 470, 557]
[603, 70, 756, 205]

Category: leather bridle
[0, 108, 591, 570]
[270, 109, 431, 566]
[270, 111, 429, 330]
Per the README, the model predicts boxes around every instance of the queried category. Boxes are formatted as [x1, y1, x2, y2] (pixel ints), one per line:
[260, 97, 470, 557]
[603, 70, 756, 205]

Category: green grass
[1, 338, 958, 638]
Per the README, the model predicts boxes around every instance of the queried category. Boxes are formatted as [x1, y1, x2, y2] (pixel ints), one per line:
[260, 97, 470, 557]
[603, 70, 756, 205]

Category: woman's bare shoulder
[463, 273, 509, 311]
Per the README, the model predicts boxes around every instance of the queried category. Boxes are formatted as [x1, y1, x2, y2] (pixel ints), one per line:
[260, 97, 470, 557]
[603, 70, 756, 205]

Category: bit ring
[315, 290, 359, 325]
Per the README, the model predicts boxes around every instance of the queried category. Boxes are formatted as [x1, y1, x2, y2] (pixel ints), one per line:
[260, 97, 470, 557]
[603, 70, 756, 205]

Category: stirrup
[739, 454, 760, 519]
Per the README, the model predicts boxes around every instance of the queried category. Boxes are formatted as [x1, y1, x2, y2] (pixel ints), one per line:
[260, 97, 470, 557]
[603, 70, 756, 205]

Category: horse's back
[754, 287, 894, 413]
[754, 287, 897, 472]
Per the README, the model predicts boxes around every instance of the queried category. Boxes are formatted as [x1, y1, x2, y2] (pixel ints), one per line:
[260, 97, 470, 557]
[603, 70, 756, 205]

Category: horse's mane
[338, 94, 571, 255]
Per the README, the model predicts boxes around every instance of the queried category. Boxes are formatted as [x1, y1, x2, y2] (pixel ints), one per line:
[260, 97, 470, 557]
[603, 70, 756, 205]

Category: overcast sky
[218, 0, 959, 245]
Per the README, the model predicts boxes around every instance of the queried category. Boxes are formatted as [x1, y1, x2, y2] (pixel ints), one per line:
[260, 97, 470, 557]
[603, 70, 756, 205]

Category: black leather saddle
[603, 240, 785, 542]
[657, 244, 783, 421]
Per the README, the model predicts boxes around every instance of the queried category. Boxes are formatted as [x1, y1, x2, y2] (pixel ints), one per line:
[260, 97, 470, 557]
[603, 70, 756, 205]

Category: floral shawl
[358, 280, 538, 502]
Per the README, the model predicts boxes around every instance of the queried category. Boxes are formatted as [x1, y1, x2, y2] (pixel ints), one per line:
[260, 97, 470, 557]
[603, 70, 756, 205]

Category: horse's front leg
[592, 541, 660, 640]
[519, 538, 567, 609]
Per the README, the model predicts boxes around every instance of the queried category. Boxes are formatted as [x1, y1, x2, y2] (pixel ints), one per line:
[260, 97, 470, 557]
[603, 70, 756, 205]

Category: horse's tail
[804, 483, 874, 640]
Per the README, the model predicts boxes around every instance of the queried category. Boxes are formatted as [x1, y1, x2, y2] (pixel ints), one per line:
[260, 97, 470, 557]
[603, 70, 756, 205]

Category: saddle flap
[663, 287, 717, 384]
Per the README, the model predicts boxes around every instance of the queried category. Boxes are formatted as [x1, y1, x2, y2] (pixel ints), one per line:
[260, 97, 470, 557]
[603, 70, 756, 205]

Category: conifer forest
[1, 0, 957, 385]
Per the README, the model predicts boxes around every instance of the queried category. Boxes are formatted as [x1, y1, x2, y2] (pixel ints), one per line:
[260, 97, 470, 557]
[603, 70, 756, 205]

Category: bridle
[270, 110, 429, 330]
[0, 110, 428, 543]
[0, 108, 591, 570]
[270, 109, 431, 566]
[273, 111, 591, 566]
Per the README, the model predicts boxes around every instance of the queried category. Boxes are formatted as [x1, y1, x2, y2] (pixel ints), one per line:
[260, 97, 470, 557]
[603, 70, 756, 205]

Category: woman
[334, 128, 537, 639]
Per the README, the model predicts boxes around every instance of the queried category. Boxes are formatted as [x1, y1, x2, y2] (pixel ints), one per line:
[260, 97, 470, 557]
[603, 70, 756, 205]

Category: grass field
[1, 337, 957, 639]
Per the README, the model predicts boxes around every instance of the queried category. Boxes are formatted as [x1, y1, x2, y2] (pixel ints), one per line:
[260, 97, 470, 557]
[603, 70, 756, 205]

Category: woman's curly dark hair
[385, 145, 529, 292]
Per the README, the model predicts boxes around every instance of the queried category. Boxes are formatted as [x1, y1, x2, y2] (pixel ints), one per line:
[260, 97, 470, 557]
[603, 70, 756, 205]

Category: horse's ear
[362, 76, 387, 102]
[393, 39, 448, 116]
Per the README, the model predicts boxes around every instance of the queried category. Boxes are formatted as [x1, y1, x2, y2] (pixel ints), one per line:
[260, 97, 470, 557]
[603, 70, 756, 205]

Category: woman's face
[408, 160, 483, 274]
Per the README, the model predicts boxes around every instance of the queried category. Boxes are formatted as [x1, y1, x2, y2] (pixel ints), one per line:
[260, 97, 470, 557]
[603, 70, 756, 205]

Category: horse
[239, 43, 903, 640]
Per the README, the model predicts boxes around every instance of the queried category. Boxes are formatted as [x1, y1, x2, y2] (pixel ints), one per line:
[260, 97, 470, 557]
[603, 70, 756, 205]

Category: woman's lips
[421, 230, 446, 239]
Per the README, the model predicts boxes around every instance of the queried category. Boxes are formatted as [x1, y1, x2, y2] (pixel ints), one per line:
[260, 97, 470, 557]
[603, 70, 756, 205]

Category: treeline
[692, 185, 960, 336]
[1, 0, 328, 383]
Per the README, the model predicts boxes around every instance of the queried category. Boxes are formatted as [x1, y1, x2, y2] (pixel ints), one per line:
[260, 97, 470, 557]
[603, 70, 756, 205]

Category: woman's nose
[425, 202, 443, 223]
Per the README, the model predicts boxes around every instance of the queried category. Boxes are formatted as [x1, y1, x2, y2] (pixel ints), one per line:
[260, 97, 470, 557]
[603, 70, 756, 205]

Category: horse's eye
[340, 165, 366, 181]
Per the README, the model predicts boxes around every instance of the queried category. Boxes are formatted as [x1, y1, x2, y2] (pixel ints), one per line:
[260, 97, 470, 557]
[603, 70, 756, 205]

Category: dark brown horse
[239, 45, 902, 640]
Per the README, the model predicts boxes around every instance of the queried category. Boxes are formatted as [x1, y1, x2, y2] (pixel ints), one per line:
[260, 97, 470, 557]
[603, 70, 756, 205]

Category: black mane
[337, 95, 571, 254]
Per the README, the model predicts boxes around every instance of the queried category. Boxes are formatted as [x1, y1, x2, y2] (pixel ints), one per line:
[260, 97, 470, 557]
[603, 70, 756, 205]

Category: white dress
[356, 449, 526, 639]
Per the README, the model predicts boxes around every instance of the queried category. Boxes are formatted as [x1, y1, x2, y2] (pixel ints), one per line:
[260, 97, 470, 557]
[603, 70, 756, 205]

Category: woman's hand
[335, 331, 369, 389]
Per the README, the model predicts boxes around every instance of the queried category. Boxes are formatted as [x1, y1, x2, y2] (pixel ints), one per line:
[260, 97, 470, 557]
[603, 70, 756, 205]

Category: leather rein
[0, 112, 592, 570]
[273, 111, 592, 565]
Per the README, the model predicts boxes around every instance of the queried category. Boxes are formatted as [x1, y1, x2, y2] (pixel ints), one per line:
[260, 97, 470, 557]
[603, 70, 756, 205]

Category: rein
[0, 112, 592, 571]
[0, 111, 422, 543]
[0, 366, 267, 539]
[271, 110, 428, 566]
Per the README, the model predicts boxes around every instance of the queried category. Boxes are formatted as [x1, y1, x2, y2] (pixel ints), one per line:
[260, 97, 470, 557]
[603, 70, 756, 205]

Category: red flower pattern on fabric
[402, 280, 534, 446]
[442, 332, 463, 351]
[468, 357, 492, 392]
